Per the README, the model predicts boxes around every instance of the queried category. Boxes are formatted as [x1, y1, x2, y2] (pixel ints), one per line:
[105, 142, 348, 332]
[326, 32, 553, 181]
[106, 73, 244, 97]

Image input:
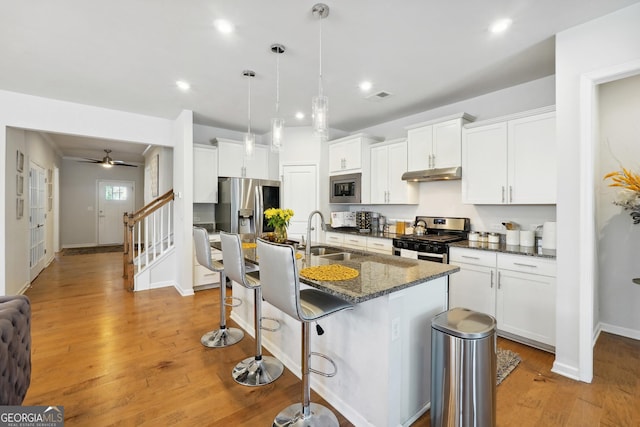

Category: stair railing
[123, 189, 175, 290]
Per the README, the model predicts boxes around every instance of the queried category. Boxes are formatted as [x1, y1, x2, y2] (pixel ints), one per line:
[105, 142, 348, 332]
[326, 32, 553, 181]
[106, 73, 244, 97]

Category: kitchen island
[215, 241, 458, 427]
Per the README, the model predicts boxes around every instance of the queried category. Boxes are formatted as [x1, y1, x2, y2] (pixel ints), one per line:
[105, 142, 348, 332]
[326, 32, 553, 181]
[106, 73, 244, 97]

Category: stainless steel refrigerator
[215, 177, 281, 239]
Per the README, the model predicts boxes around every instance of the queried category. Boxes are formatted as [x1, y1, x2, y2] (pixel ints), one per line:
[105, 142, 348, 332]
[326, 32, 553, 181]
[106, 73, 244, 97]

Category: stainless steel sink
[317, 252, 352, 261]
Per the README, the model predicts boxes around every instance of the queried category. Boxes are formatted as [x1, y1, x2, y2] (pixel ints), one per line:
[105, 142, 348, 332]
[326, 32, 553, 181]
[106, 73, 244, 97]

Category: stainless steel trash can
[431, 307, 497, 427]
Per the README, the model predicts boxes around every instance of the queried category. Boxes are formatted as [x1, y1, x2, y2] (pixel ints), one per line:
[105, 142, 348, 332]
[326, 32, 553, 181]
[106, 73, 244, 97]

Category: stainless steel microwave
[330, 173, 361, 204]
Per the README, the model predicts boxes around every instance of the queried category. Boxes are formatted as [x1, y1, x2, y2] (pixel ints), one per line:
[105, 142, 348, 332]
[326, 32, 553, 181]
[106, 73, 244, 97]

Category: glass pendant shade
[271, 117, 285, 152]
[244, 132, 255, 158]
[312, 95, 328, 138]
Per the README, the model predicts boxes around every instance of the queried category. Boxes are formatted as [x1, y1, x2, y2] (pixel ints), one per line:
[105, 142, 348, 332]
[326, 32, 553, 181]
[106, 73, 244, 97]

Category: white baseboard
[597, 321, 640, 341]
[551, 360, 580, 381]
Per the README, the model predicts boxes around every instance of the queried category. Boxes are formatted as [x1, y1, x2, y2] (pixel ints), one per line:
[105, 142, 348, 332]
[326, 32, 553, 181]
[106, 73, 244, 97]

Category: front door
[29, 162, 47, 281]
[282, 164, 317, 242]
[98, 180, 135, 245]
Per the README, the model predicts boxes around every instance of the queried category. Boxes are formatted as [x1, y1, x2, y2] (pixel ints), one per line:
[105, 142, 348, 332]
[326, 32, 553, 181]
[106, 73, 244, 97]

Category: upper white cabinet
[370, 139, 418, 204]
[405, 113, 474, 171]
[193, 145, 218, 203]
[462, 107, 556, 204]
[328, 133, 382, 175]
[214, 138, 270, 179]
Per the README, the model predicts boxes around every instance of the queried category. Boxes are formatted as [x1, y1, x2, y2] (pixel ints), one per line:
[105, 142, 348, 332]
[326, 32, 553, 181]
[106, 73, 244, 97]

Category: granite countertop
[211, 241, 458, 304]
[449, 240, 556, 259]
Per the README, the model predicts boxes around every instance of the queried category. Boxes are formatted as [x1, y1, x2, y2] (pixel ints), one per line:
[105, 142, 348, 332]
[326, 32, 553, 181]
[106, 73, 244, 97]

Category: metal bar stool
[220, 231, 284, 387]
[193, 227, 244, 348]
[256, 238, 354, 427]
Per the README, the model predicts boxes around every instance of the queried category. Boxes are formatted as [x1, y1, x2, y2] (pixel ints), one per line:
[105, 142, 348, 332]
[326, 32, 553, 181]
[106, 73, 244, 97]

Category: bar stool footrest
[309, 352, 337, 377]
[260, 316, 282, 332]
[224, 296, 242, 308]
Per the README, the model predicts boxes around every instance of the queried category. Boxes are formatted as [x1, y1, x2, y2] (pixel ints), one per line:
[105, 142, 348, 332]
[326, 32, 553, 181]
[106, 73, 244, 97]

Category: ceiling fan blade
[77, 158, 103, 163]
[111, 161, 138, 167]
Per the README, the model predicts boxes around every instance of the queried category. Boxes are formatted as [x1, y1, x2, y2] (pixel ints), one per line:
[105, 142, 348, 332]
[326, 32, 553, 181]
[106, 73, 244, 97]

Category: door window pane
[105, 185, 128, 201]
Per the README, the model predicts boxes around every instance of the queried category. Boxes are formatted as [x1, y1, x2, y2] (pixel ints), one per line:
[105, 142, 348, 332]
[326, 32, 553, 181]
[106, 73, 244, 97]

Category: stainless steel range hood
[401, 166, 462, 182]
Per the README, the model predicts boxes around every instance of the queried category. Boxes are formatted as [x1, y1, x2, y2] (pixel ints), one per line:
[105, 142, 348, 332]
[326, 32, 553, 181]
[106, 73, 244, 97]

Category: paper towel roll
[542, 221, 556, 249]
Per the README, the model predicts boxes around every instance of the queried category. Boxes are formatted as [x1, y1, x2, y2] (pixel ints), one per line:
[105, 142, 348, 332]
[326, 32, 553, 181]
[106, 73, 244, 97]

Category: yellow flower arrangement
[604, 167, 640, 224]
[264, 208, 294, 229]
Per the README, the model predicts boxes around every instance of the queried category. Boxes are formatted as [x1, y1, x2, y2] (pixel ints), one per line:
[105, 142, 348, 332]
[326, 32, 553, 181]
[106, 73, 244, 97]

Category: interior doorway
[97, 180, 135, 245]
[281, 164, 318, 241]
[29, 161, 47, 281]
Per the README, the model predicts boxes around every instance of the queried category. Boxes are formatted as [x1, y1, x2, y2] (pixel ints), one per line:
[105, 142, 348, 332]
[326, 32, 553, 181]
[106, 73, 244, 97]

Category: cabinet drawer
[325, 232, 344, 246]
[366, 237, 392, 254]
[497, 253, 556, 277]
[343, 234, 367, 249]
[194, 264, 220, 285]
[449, 247, 496, 267]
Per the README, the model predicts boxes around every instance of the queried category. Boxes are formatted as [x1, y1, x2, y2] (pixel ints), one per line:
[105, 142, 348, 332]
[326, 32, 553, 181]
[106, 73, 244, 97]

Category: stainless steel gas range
[392, 216, 470, 263]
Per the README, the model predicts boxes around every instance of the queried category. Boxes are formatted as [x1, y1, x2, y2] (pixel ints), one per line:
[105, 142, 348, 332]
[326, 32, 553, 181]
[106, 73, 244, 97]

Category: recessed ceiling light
[214, 19, 235, 34]
[359, 81, 373, 92]
[176, 80, 191, 91]
[295, 112, 305, 120]
[490, 18, 512, 34]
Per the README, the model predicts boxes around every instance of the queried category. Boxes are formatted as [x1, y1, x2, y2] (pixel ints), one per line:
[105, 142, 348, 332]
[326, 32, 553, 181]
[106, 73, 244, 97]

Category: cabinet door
[245, 145, 269, 179]
[193, 146, 218, 203]
[496, 269, 556, 346]
[387, 141, 416, 204]
[324, 232, 344, 247]
[329, 138, 362, 174]
[508, 112, 556, 204]
[366, 237, 392, 255]
[217, 141, 244, 178]
[432, 119, 462, 169]
[407, 125, 433, 171]
[342, 234, 367, 250]
[461, 123, 508, 204]
[449, 262, 496, 316]
[370, 145, 389, 203]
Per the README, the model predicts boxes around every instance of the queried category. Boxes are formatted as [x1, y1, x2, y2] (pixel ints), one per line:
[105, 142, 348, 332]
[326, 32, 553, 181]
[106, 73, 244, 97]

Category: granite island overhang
[211, 241, 459, 426]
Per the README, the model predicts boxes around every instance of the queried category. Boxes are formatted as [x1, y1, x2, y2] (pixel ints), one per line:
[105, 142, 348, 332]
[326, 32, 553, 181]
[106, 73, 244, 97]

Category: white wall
[4, 128, 62, 295]
[60, 157, 144, 247]
[597, 74, 640, 336]
[0, 89, 177, 296]
[555, 2, 640, 381]
[143, 145, 174, 204]
[347, 76, 558, 234]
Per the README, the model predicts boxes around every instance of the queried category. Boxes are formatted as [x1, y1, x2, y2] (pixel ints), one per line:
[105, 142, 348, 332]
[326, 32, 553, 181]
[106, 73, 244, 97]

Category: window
[105, 185, 128, 201]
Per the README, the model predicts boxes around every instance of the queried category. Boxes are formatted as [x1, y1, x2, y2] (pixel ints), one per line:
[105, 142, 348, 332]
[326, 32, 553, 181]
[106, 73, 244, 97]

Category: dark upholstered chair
[0, 295, 32, 405]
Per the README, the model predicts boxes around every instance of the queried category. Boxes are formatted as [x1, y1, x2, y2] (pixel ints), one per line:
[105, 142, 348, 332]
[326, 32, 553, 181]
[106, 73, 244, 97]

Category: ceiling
[2, 0, 639, 163]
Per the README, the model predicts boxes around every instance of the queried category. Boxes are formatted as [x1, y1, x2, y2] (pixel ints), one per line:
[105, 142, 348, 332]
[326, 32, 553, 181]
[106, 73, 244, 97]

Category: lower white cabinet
[193, 242, 222, 289]
[324, 232, 392, 255]
[449, 247, 556, 349]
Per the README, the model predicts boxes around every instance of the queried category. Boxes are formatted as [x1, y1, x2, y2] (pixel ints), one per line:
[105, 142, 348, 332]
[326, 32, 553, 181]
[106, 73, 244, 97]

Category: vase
[274, 225, 288, 243]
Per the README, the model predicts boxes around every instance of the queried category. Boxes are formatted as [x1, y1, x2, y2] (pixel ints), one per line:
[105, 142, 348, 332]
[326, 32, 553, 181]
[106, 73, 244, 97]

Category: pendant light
[270, 44, 285, 152]
[243, 70, 256, 158]
[311, 3, 329, 139]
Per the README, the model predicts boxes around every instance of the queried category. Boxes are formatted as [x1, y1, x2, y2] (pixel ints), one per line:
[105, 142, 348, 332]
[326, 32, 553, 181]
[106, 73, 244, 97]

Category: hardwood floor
[24, 252, 640, 426]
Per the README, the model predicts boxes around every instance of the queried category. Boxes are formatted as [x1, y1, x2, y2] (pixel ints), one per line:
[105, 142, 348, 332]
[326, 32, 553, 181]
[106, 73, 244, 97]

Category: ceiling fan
[79, 149, 137, 168]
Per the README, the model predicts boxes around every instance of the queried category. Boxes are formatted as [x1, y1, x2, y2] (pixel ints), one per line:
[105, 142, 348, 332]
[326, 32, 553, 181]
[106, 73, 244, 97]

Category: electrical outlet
[391, 318, 400, 341]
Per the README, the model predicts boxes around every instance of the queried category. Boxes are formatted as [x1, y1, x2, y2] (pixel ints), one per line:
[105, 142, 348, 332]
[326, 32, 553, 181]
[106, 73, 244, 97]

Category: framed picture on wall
[16, 150, 24, 173]
[150, 154, 159, 198]
[16, 198, 24, 219]
[16, 174, 23, 196]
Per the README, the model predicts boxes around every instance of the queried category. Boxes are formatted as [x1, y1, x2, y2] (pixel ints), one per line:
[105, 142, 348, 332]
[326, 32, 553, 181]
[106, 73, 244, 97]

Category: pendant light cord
[247, 74, 252, 134]
[276, 53, 280, 115]
[318, 17, 323, 97]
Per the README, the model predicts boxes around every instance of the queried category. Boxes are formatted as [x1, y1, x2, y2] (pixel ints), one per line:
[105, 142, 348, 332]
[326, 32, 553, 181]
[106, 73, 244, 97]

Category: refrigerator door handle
[255, 185, 264, 236]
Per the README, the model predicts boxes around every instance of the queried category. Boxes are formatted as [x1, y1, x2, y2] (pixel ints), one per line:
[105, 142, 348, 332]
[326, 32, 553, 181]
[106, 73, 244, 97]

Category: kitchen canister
[520, 230, 535, 247]
[542, 221, 557, 250]
[488, 233, 500, 244]
[506, 229, 520, 246]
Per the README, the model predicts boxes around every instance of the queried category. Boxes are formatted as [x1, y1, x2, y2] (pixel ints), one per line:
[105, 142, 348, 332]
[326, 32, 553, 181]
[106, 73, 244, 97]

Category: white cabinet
[406, 113, 473, 171]
[214, 138, 270, 179]
[366, 236, 392, 255]
[324, 232, 392, 255]
[193, 242, 222, 289]
[462, 107, 556, 204]
[449, 247, 556, 349]
[370, 139, 418, 204]
[193, 145, 218, 203]
[328, 133, 382, 175]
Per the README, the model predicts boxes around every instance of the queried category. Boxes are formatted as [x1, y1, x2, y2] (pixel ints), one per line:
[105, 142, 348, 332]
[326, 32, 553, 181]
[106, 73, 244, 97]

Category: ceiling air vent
[366, 91, 393, 101]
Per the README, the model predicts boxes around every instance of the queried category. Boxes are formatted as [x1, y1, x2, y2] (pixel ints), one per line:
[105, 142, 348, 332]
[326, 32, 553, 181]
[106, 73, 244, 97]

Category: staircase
[123, 189, 175, 291]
